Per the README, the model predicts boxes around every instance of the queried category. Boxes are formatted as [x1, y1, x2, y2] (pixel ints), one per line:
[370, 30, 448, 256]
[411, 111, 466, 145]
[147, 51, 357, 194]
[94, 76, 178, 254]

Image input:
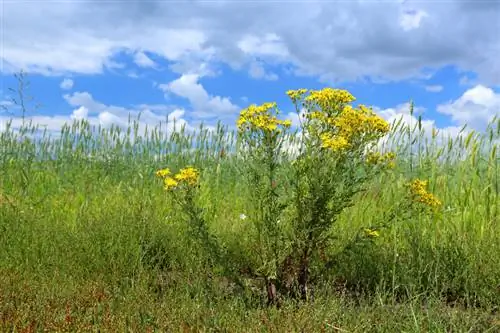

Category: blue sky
[1, 0, 499, 138]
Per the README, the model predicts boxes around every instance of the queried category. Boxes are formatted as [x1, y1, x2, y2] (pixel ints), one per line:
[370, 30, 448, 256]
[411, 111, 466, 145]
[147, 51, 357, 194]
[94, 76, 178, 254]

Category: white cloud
[425, 85, 443, 92]
[98, 111, 127, 128]
[371, 102, 468, 158]
[71, 106, 88, 120]
[159, 74, 239, 119]
[60, 78, 74, 90]
[436, 85, 500, 131]
[238, 33, 289, 59]
[133, 51, 157, 68]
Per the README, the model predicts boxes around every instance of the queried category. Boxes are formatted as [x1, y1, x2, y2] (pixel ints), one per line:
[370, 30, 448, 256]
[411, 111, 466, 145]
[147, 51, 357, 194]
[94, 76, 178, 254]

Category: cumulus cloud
[60, 78, 74, 90]
[372, 102, 467, 157]
[159, 73, 239, 119]
[436, 85, 500, 131]
[133, 51, 157, 68]
[2, 1, 499, 85]
[70, 106, 88, 120]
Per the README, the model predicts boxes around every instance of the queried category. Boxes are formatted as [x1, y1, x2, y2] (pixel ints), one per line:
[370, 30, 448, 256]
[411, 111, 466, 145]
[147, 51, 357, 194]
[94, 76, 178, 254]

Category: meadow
[0, 86, 499, 332]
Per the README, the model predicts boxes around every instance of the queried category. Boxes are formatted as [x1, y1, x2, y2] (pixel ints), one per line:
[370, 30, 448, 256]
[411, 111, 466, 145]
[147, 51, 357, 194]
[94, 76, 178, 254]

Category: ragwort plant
[236, 102, 292, 305]
[154, 166, 223, 268]
[235, 88, 443, 305]
[279, 88, 398, 303]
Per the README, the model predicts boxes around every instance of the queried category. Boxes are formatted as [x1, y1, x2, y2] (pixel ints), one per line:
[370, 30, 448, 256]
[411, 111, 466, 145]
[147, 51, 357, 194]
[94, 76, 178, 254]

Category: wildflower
[158, 166, 200, 191]
[364, 228, 380, 238]
[305, 88, 356, 110]
[155, 168, 171, 178]
[237, 102, 291, 133]
[164, 177, 179, 190]
[320, 133, 350, 151]
[174, 166, 199, 186]
[239, 213, 247, 220]
[286, 89, 308, 102]
[407, 179, 442, 208]
[333, 106, 390, 142]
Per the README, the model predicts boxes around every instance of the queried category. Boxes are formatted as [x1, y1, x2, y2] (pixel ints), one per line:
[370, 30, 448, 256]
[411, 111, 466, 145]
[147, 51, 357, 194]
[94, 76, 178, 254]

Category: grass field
[0, 104, 499, 332]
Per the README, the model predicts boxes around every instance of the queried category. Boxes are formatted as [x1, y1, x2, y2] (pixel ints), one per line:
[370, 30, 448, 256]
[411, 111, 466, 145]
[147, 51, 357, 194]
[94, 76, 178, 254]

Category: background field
[0, 115, 499, 332]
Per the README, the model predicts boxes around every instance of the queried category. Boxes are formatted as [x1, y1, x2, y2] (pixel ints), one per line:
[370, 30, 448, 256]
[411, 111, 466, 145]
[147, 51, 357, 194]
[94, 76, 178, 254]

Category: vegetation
[0, 73, 499, 332]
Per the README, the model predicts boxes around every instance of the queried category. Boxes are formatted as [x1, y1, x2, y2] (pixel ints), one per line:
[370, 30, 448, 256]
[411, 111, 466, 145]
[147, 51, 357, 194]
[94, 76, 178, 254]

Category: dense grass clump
[0, 87, 499, 331]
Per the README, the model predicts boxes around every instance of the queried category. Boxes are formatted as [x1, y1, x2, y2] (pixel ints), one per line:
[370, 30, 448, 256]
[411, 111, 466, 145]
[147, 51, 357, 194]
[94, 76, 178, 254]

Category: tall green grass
[0, 112, 499, 332]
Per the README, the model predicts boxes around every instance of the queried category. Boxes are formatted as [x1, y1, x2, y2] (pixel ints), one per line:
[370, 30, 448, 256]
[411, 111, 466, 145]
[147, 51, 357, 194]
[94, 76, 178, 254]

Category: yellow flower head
[286, 88, 308, 102]
[237, 102, 290, 133]
[364, 228, 380, 238]
[320, 133, 350, 151]
[158, 166, 200, 191]
[332, 105, 390, 142]
[305, 88, 356, 107]
[155, 168, 171, 178]
[164, 177, 179, 190]
[174, 166, 199, 185]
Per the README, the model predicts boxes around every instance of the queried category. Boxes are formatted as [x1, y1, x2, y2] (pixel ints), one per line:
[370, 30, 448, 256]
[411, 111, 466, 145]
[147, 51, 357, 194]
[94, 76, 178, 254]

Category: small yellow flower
[158, 166, 200, 191]
[286, 89, 308, 102]
[174, 166, 199, 185]
[364, 228, 380, 238]
[156, 168, 171, 178]
[320, 133, 350, 151]
[164, 177, 179, 190]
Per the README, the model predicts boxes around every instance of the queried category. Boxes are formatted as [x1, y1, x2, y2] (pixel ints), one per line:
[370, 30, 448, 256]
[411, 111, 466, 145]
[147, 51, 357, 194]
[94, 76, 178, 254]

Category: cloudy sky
[1, 0, 499, 138]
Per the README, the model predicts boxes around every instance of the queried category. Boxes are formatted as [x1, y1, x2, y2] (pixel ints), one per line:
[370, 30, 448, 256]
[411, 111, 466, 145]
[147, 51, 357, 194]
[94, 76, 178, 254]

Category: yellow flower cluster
[407, 179, 442, 208]
[320, 133, 350, 151]
[304, 88, 356, 111]
[366, 151, 396, 169]
[286, 88, 390, 153]
[237, 102, 292, 132]
[156, 166, 199, 190]
[332, 105, 390, 140]
[286, 88, 308, 102]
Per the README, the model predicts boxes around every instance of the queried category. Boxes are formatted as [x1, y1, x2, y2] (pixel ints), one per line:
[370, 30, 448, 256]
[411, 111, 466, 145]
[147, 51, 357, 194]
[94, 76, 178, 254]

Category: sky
[0, 0, 499, 140]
